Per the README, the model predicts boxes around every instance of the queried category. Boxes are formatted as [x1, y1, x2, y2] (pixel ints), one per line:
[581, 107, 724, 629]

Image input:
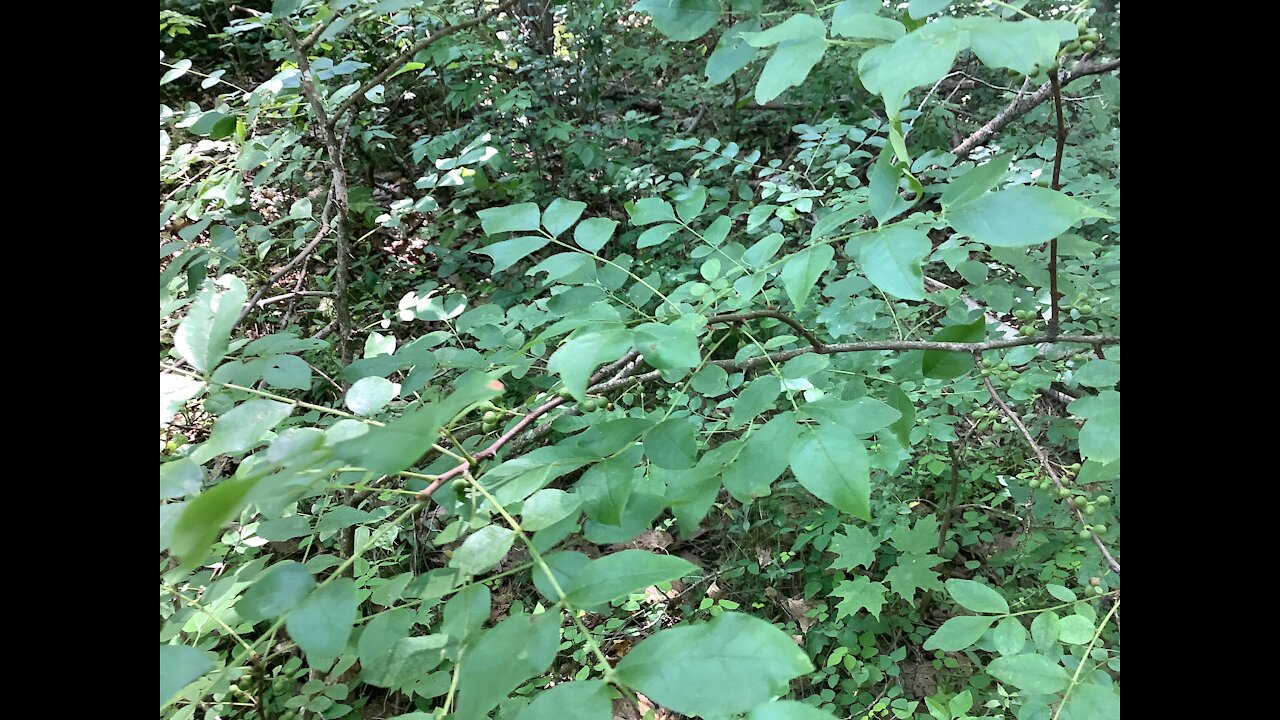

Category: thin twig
[980, 367, 1120, 574]
[1047, 70, 1068, 335]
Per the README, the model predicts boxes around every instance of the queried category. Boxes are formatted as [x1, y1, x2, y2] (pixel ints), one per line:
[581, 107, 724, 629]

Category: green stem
[1051, 599, 1120, 720]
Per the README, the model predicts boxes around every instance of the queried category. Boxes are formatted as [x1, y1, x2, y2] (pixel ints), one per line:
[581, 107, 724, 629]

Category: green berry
[1091, 523, 1107, 534]
[998, 363, 1011, 372]
[559, 387, 574, 400]
[605, 402, 615, 411]
[1092, 585, 1106, 595]
[1078, 529, 1091, 540]
[482, 411, 498, 423]
[1081, 40, 1096, 52]
[1072, 495, 1088, 508]
[1096, 495, 1111, 505]
[581, 399, 597, 412]
[1083, 503, 1096, 515]
[1019, 325, 1037, 336]
[1058, 487, 1072, 498]
[1077, 304, 1093, 315]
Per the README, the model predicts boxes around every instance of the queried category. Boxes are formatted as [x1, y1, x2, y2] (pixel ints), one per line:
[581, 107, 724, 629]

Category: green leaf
[287, 578, 357, 663]
[261, 354, 311, 390]
[543, 198, 587, 237]
[965, 17, 1060, 75]
[345, 376, 397, 415]
[889, 514, 940, 554]
[752, 15, 828, 104]
[239, 560, 316, 623]
[993, 616, 1028, 656]
[376, 634, 448, 690]
[513, 680, 612, 720]
[663, 443, 734, 533]
[923, 616, 994, 651]
[159, 458, 203, 500]
[441, 585, 491, 649]
[941, 153, 1014, 209]
[789, 422, 870, 519]
[831, 2, 904, 40]
[564, 550, 697, 606]
[743, 232, 786, 268]
[450, 525, 515, 576]
[477, 203, 541, 235]
[1061, 684, 1120, 720]
[160, 59, 193, 85]
[615, 612, 814, 718]
[477, 235, 551, 273]
[1046, 584, 1076, 602]
[533, 551, 591, 603]
[576, 456, 636, 526]
[857, 226, 931, 301]
[160, 373, 205, 426]
[921, 318, 985, 379]
[358, 608, 416, 687]
[644, 417, 699, 470]
[866, 145, 911, 223]
[1031, 611, 1060, 652]
[885, 385, 916, 448]
[174, 274, 247, 373]
[547, 329, 633, 401]
[1072, 390, 1120, 465]
[780, 244, 834, 310]
[521, 489, 582, 531]
[706, 21, 761, 85]
[633, 315, 705, 371]
[884, 552, 944, 601]
[1058, 614, 1095, 644]
[334, 372, 502, 476]
[859, 19, 964, 116]
[689, 364, 729, 396]
[946, 578, 1009, 614]
[722, 412, 800, 501]
[170, 472, 264, 567]
[637, 222, 681, 248]
[800, 397, 901, 436]
[1075, 359, 1120, 388]
[676, 187, 708, 223]
[732, 368, 778, 425]
[948, 186, 1100, 247]
[634, 0, 722, 42]
[573, 217, 618, 252]
[159, 644, 214, 708]
[454, 612, 562, 720]
[702, 214, 732, 246]
[828, 524, 880, 570]
[628, 197, 677, 225]
[908, 0, 951, 16]
[831, 576, 888, 620]
[986, 654, 1071, 695]
[747, 700, 841, 720]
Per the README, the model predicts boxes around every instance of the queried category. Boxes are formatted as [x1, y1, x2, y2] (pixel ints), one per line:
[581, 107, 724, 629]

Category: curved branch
[952, 58, 1120, 159]
[981, 371, 1121, 574]
[407, 332, 1119, 501]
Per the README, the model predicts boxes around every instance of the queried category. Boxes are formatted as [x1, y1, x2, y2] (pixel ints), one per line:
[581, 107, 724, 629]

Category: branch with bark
[951, 58, 1120, 159]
